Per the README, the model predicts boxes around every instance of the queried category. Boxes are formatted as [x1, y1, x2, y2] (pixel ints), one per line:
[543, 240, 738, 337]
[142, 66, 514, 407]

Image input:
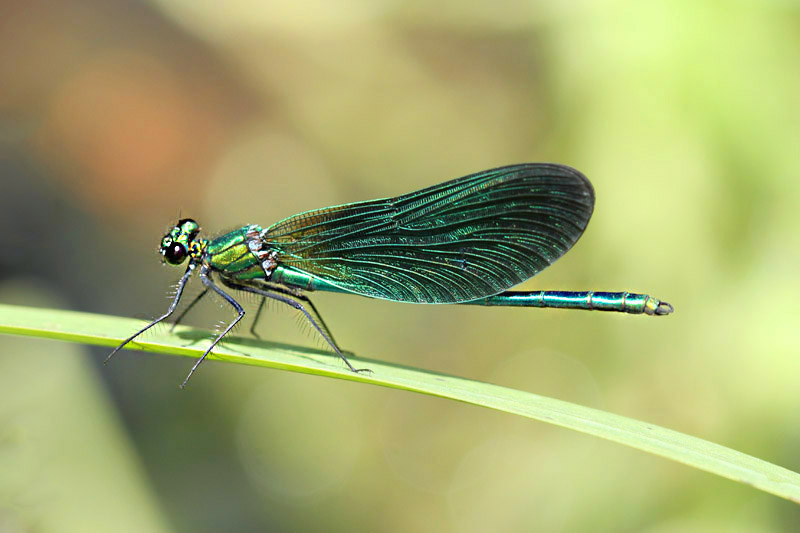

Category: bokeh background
[2, 0, 799, 531]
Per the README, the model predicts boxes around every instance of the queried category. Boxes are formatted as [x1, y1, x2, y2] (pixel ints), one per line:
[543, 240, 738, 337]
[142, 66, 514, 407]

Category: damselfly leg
[167, 281, 340, 349]
[168, 288, 208, 332]
[179, 267, 245, 388]
[222, 279, 369, 374]
[105, 264, 195, 364]
[247, 281, 340, 347]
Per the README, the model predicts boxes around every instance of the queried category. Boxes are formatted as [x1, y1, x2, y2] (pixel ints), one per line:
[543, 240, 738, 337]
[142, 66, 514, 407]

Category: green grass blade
[0, 303, 798, 503]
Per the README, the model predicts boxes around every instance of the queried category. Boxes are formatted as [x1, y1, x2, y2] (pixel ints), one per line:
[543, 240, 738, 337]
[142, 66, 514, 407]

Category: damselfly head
[160, 218, 201, 266]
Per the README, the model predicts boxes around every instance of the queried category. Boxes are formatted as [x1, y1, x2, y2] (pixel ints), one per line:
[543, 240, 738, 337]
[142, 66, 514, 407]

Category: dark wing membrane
[264, 164, 595, 303]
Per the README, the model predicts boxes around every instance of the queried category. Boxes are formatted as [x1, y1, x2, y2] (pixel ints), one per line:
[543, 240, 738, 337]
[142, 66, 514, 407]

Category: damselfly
[106, 164, 672, 387]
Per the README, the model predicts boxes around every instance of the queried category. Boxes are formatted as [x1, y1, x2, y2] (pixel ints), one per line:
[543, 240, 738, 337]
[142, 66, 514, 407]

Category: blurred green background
[1, 0, 799, 531]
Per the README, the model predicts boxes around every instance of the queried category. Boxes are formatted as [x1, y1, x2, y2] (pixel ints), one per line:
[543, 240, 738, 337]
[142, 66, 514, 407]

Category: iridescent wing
[264, 164, 595, 303]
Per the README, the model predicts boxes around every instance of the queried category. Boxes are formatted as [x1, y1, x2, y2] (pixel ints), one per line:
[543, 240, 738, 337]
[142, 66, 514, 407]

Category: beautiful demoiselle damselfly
[106, 164, 672, 386]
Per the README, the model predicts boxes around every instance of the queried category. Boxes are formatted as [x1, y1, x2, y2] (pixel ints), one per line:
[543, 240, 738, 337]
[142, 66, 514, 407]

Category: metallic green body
[205, 227, 259, 275]
[109, 163, 673, 387]
[258, 164, 596, 304]
[190, 164, 671, 315]
[465, 290, 669, 315]
[271, 266, 344, 292]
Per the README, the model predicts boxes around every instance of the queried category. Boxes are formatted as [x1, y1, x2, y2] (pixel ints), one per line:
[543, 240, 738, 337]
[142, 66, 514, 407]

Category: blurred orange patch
[37, 51, 208, 214]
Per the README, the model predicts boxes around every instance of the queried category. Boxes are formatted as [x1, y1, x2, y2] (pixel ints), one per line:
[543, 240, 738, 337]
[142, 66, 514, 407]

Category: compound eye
[164, 242, 188, 265]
